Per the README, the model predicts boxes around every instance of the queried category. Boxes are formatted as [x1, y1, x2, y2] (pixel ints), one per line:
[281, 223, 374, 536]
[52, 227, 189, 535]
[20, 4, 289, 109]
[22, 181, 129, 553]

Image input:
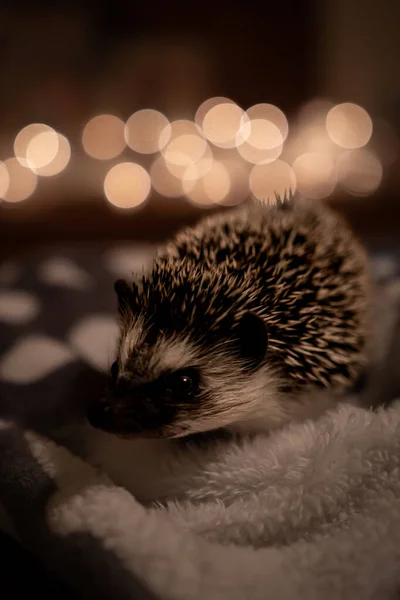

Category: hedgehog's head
[87, 274, 286, 439]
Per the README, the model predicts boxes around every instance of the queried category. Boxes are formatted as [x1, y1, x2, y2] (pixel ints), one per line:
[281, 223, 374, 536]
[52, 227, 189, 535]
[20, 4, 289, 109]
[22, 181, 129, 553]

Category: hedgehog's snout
[87, 398, 150, 436]
[87, 388, 173, 437]
[87, 398, 117, 431]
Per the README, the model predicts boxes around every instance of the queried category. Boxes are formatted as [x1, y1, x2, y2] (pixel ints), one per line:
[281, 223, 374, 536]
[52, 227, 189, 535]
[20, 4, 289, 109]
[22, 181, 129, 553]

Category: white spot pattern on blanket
[0, 335, 75, 383]
[104, 244, 155, 279]
[68, 314, 119, 372]
[0, 248, 399, 599]
[38, 257, 92, 289]
[0, 260, 21, 286]
[0, 290, 40, 324]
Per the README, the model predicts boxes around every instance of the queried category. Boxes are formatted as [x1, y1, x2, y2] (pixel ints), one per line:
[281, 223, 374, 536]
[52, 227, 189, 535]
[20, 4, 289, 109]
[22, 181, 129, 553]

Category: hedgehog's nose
[87, 400, 113, 430]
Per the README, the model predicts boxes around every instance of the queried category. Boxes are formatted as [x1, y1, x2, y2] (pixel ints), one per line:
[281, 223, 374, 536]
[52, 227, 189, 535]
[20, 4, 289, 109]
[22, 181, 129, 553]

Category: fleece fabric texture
[1, 244, 400, 599]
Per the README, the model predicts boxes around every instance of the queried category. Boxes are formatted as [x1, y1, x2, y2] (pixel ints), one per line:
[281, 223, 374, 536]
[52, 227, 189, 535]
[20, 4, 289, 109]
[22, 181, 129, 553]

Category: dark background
[1, 0, 399, 258]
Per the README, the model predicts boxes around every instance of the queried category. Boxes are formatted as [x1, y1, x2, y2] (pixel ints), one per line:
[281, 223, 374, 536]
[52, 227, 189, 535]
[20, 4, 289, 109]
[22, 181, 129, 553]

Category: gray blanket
[1, 245, 400, 599]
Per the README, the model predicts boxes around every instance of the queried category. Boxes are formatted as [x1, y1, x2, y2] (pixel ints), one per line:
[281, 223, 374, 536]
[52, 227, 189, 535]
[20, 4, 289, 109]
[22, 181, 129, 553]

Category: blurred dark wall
[0, 0, 399, 255]
[0, 1, 316, 129]
[319, 0, 400, 118]
[0, 1, 318, 254]
[317, 0, 400, 235]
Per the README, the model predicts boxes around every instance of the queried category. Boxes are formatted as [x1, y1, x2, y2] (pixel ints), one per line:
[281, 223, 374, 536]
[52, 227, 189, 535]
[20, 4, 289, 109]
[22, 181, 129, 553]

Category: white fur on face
[162, 341, 336, 438]
[148, 337, 197, 374]
[141, 339, 286, 438]
[119, 324, 197, 382]
[119, 315, 146, 366]
[170, 358, 285, 437]
[117, 326, 333, 439]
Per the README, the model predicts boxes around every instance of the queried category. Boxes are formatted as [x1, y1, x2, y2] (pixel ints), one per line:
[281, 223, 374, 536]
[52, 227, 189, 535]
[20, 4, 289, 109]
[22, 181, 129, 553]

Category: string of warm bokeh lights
[0, 98, 398, 209]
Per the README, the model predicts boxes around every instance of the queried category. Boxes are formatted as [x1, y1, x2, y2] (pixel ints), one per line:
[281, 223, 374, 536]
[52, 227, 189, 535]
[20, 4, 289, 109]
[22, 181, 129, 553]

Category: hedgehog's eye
[178, 374, 193, 393]
[110, 361, 119, 381]
[167, 369, 199, 398]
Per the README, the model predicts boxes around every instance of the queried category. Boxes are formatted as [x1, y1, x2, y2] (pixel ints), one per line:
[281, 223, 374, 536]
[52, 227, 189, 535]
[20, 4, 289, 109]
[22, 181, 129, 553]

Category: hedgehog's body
[88, 196, 370, 439]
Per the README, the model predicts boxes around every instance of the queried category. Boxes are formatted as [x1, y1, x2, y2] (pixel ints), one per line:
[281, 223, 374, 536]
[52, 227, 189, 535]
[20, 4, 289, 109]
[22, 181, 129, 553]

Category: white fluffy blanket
[1, 249, 400, 599]
[1, 398, 400, 599]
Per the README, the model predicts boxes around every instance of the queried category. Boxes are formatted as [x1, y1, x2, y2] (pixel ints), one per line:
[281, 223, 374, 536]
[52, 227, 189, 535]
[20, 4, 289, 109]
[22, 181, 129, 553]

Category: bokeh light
[3, 95, 395, 211]
[217, 159, 250, 206]
[284, 122, 337, 165]
[195, 97, 235, 129]
[160, 119, 212, 181]
[163, 134, 208, 172]
[201, 101, 248, 149]
[0, 162, 10, 199]
[32, 134, 71, 177]
[150, 156, 184, 198]
[14, 124, 55, 168]
[249, 160, 296, 201]
[82, 114, 126, 160]
[292, 152, 337, 199]
[184, 161, 231, 206]
[26, 130, 59, 170]
[159, 119, 202, 150]
[238, 119, 282, 149]
[297, 98, 334, 127]
[326, 103, 373, 149]
[245, 104, 289, 141]
[2, 158, 38, 203]
[284, 99, 338, 164]
[181, 155, 214, 183]
[125, 109, 170, 154]
[104, 162, 151, 208]
[237, 119, 283, 164]
[337, 150, 382, 196]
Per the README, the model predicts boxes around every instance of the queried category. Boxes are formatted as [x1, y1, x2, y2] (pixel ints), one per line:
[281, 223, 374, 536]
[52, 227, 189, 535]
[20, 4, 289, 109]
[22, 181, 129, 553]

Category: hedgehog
[87, 194, 371, 439]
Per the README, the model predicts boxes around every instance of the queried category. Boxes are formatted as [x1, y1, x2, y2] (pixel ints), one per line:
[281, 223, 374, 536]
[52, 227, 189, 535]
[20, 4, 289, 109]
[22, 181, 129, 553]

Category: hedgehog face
[86, 282, 282, 438]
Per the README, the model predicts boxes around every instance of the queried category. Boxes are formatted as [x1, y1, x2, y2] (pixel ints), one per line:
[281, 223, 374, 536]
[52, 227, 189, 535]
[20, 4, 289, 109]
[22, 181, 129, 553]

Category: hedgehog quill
[88, 194, 370, 439]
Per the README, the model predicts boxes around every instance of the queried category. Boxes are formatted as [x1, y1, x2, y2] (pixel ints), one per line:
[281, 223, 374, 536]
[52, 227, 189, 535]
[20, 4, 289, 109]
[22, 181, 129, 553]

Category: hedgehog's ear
[233, 312, 268, 369]
[114, 279, 135, 314]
